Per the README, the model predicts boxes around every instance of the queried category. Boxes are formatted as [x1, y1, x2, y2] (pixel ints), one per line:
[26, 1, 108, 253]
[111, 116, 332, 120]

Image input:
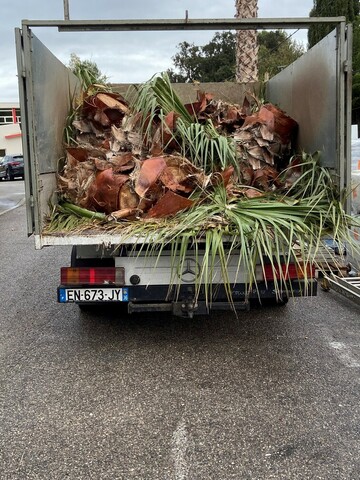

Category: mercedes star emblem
[180, 258, 200, 283]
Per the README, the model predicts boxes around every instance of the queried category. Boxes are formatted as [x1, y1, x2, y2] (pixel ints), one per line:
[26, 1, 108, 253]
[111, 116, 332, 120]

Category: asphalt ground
[0, 179, 25, 216]
[0, 204, 359, 480]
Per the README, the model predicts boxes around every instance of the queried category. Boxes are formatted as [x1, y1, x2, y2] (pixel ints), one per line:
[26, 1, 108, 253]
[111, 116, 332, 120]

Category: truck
[15, 16, 354, 317]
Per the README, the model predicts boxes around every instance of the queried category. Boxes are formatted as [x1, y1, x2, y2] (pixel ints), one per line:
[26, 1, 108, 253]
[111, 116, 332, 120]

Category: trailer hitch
[173, 300, 208, 319]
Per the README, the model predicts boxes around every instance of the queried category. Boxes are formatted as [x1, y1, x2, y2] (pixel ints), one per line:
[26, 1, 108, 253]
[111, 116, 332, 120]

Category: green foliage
[176, 119, 237, 174]
[167, 32, 236, 83]
[129, 73, 237, 173]
[68, 53, 108, 92]
[353, 72, 360, 124]
[167, 30, 304, 83]
[308, 0, 359, 47]
[353, 17, 360, 124]
[307, 0, 360, 126]
[258, 31, 305, 79]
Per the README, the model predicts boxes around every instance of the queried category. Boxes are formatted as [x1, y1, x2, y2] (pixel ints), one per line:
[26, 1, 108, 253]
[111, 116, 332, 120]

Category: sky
[0, 0, 314, 102]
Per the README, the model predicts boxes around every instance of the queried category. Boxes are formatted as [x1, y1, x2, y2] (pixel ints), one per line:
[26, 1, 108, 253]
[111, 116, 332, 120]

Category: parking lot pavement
[0, 179, 25, 215]
[1, 205, 360, 480]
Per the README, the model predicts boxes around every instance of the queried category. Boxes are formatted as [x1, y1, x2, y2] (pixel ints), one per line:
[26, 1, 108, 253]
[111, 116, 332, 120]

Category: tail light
[61, 267, 125, 286]
[263, 263, 315, 281]
[10, 161, 20, 166]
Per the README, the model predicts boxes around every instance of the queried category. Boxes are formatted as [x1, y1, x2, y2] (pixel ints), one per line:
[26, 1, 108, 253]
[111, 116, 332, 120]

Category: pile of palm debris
[58, 76, 299, 221]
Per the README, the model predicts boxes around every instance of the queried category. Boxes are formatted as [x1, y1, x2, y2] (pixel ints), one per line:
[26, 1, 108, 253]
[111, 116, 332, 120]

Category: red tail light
[61, 267, 125, 286]
[263, 263, 315, 281]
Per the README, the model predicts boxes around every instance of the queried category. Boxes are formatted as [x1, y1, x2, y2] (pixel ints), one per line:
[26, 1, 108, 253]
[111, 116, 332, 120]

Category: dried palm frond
[51, 155, 358, 306]
[54, 72, 360, 309]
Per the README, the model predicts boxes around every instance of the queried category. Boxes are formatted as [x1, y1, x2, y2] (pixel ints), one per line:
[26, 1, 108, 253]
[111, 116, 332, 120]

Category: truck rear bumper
[128, 280, 316, 300]
[128, 280, 317, 316]
[58, 279, 317, 317]
[128, 300, 250, 317]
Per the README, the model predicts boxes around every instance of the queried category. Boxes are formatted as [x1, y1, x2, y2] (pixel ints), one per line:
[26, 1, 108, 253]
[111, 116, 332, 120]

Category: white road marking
[171, 417, 189, 480]
[0, 196, 25, 216]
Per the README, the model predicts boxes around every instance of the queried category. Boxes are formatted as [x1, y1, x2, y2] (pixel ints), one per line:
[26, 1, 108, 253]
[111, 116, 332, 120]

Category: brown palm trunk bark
[235, 0, 259, 83]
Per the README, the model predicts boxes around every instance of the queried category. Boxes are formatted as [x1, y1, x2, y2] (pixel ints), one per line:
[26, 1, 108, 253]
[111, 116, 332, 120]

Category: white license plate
[59, 288, 128, 303]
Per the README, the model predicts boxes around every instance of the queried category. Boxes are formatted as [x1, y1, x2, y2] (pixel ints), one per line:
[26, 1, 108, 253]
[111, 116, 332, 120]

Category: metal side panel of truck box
[15, 18, 352, 248]
[15, 28, 80, 239]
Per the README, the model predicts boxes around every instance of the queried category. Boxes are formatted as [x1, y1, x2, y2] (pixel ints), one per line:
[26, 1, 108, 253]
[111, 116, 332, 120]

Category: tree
[168, 32, 236, 83]
[351, 13, 360, 126]
[167, 31, 303, 83]
[258, 31, 305, 79]
[235, 0, 258, 83]
[308, 0, 359, 47]
[307, 0, 360, 125]
[68, 53, 108, 92]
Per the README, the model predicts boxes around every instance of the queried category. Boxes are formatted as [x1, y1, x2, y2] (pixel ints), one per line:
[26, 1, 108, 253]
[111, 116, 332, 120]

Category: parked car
[0, 154, 24, 180]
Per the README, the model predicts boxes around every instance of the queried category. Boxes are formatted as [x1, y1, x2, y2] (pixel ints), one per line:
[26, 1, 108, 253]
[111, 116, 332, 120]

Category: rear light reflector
[263, 263, 315, 281]
[61, 267, 125, 286]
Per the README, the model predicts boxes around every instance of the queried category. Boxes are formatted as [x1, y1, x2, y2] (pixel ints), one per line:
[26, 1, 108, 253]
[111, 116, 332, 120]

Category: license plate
[58, 287, 128, 303]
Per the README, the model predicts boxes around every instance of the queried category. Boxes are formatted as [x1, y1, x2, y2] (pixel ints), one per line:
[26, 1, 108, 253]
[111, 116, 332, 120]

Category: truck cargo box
[15, 17, 354, 315]
[15, 17, 352, 248]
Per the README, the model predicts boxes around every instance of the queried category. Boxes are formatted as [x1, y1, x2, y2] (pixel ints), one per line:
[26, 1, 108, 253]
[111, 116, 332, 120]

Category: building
[0, 102, 22, 156]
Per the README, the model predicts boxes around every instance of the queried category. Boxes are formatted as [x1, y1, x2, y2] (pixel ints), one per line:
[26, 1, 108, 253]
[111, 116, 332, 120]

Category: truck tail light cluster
[262, 263, 315, 281]
[61, 267, 125, 286]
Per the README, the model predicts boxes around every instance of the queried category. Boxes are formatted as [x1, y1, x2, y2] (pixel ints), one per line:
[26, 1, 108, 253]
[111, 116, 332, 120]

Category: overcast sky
[0, 0, 314, 102]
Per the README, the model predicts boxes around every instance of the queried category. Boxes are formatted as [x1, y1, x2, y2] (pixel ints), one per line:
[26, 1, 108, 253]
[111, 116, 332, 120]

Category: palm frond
[176, 119, 237, 174]
[55, 73, 360, 309]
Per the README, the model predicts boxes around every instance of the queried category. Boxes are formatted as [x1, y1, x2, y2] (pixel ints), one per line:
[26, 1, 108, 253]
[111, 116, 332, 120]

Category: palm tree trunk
[235, 0, 259, 83]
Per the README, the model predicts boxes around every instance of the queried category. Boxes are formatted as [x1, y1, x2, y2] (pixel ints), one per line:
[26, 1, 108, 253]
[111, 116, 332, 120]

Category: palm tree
[235, 0, 258, 83]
